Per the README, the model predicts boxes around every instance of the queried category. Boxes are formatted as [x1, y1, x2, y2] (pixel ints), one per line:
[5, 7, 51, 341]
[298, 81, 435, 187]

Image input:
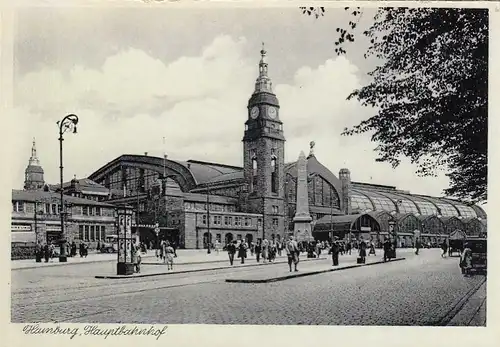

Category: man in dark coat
[238, 241, 247, 264]
[383, 237, 392, 262]
[331, 239, 340, 266]
[227, 241, 236, 266]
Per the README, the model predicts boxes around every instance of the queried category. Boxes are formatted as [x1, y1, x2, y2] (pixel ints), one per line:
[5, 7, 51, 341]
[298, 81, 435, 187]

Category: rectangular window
[52, 204, 57, 215]
[202, 215, 207, 225]
[101, 226, 106, 240]
[95, 207, 101, 216]
[224, 216, 229, 225]
[45, 203, 51, 214]
[79, 225, 84, 240]
[235, 217, 241, 226]
[216, 233, 221, 242]
[244, 218, 250, 226]
[90, 225, 95, 241]
[83, 206, 89, 216]
[237, 234, 242, 240]
[272, 218, 278, 226]
[84, 225, 90, 241]
[258, 219, 262, 227]
[95, 225, 100, 241]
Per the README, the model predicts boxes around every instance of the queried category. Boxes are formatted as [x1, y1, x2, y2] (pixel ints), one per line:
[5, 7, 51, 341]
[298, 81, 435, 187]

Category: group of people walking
[35, 241, 89, 263]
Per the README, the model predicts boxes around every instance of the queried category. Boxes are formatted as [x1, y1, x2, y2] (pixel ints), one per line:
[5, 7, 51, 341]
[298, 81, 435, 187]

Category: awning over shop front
[314, 213, 381, 234]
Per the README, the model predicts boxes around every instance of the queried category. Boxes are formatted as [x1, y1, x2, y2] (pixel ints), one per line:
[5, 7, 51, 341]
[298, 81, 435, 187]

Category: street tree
[303, 7, 488, 203]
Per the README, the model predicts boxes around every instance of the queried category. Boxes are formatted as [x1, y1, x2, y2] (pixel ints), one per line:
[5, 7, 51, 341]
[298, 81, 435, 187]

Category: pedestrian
[49, 243, 55, 260]
[441, 240, 448, 258]
[227, 241, 236, 266]
[369, 241, 376, 256]
[315, 241, 321, 258]
[250, 242, 255, 256]
[460, 243, 473, 276]
[331, 240, 340, 266]
[238, 241, 247, 264]
[71, 241, 77, 257]
[254, 241, 262, 263]
[132, 244, 141, 273]
[161, 240, 168, 264]
[277, 241, 283, 257]
[172, 241, 178, 258]
[165, 244, 174, 270]
[214, 240, 220, 255]
[43, 243, 49, 263]
[285, 236, 300, 272]
[415, 238, 421, 255]
[359, 237, 367, 263]
[262, 239, 269, 263]
[346, 241, 352, 255]
[383, 237, 392, 262]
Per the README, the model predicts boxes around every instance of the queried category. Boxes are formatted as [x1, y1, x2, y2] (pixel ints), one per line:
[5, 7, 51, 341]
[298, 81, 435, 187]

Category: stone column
[293, 151, 313, 242]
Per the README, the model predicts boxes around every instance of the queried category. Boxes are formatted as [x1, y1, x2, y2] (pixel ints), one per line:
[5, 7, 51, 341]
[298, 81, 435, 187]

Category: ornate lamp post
[206, 184, 211, 254]
[56, 114, 78, 262]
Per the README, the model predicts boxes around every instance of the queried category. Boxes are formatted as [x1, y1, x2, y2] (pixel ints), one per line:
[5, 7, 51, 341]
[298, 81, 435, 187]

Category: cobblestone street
[11, 249, 485, 325]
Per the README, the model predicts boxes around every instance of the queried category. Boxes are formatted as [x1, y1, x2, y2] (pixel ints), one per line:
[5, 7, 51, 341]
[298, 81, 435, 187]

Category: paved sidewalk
[12, 249, 253, 270]
[226, 257, 406, 283]
[446, 279, 487, 326]
[95, 256, 327, 279]
[12, 247, 420, 270]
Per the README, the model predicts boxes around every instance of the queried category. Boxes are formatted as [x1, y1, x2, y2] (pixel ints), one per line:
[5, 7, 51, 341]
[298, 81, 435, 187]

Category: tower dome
[24, 138, 45, 190]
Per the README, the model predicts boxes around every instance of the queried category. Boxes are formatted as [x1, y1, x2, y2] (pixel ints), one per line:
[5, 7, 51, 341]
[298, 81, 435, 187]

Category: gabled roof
[12, 189, 114, 207]
[285, 154, 342, 196]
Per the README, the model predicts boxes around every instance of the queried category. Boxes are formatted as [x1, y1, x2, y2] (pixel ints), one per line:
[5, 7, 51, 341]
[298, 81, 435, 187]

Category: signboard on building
[11, 225, 32, 231]
[361, 226, 371, 232]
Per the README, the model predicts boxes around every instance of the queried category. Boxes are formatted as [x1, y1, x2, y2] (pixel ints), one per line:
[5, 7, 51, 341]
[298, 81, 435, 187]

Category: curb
[225, 257, 406, 283]
[434, 276, 487, 326]
[11, 256, 156, 270]
[95, 257, 327, 279]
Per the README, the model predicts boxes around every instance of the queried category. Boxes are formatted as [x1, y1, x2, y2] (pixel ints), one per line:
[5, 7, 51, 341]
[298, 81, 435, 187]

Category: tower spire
[254, 42, 273, 94]
[29, 137, 40, 166]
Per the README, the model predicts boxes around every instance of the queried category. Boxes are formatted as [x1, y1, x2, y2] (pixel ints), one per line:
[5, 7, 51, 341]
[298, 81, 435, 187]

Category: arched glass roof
[350, 191, 374, 212]
[368, 191, 420, 214]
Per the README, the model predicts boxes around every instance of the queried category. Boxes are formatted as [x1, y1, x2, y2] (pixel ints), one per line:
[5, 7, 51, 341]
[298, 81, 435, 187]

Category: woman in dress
[262, 239, 269, 263]
[165, 243, 175, 270]
[461, 243, 473, 276]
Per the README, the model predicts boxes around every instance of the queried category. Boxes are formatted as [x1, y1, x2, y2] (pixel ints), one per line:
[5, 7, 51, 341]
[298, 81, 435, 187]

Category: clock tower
[243, 44, 285, 241]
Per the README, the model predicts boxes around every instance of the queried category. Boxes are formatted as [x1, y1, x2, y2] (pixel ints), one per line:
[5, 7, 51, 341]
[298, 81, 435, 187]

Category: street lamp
[206, 184, 211, 254]
[56, 114, 78, 262]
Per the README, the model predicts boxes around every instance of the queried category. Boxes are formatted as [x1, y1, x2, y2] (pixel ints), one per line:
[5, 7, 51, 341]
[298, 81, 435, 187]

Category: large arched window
[422, 216, 445, 235]
[442, 216, 465, 234]
[466, 218, 484, 237]
[251, 151, 258, 192]
[271, 156, 277, 193]
[398, 214, 421, 233]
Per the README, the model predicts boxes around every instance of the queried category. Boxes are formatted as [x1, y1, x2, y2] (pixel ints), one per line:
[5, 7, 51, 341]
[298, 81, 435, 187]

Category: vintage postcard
[2, 0, 499, 346]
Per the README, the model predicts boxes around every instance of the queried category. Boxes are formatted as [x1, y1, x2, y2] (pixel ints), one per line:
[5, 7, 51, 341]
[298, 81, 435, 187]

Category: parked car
[100, 235, 119, 253]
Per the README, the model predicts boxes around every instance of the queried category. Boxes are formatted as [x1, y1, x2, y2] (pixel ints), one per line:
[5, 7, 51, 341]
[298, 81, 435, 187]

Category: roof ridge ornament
[308, 141, 316, 158]
[28, 137, 40, 166]
[254, 42, 273, 94]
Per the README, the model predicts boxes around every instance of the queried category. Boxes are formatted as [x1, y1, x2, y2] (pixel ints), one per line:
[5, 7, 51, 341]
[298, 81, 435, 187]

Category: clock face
[250, 106, 259, 119]
[268, 106, 277, 119]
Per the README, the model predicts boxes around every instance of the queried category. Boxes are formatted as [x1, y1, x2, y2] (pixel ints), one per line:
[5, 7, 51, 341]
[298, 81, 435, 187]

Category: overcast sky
[9, 6, 462, 203]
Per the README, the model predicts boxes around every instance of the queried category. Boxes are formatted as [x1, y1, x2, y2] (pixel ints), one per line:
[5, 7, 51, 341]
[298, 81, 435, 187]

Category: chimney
[339, 168, 351, 215]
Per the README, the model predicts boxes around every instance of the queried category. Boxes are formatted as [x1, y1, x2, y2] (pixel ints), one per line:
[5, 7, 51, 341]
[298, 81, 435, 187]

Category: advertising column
[117, 208, 134, 275]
